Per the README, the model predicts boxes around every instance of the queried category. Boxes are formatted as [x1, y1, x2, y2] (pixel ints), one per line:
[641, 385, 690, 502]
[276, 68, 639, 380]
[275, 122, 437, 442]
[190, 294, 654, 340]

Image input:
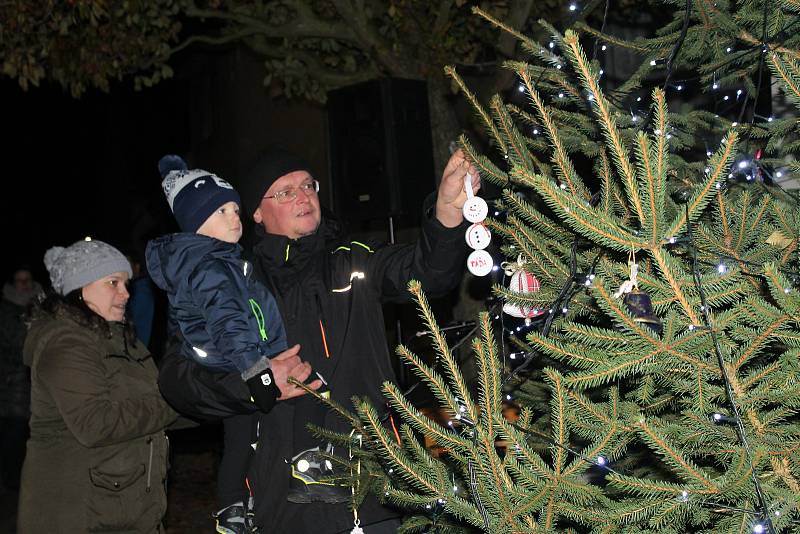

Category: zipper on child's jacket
[249, 299, 268, 342]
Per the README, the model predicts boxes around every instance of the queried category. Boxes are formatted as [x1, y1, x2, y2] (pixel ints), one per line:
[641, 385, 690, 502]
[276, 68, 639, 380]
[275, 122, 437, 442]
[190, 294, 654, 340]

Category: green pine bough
[297, 2, 800, 532]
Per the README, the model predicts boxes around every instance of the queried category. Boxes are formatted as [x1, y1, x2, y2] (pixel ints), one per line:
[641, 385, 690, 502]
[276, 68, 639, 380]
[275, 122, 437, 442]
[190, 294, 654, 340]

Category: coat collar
[249, 214, 345, 277]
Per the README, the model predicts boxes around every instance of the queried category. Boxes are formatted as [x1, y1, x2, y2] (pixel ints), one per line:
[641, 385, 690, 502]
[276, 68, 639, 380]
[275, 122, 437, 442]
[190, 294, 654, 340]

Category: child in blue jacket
[146, 156, 286, 534]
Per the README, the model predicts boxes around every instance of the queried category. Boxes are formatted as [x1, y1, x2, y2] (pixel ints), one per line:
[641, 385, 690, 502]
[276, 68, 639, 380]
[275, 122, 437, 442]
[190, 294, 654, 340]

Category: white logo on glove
[261, 374, 272, 386]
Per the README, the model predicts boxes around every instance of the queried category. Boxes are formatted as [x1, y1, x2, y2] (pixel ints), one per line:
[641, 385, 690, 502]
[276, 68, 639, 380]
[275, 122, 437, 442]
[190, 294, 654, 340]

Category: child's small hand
[271, 344, 322, 400]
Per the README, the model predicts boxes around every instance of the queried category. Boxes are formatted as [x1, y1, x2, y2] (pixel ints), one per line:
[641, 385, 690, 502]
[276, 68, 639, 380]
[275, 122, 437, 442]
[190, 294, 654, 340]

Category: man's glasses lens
[273, 180, 319, 203]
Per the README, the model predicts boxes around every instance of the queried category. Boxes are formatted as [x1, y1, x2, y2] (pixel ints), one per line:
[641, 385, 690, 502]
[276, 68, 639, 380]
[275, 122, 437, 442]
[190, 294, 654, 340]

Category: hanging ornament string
[613, 249, 639, 298]
[611, 249, 663, 333]
[349, 430, 364, 534]
[463, 171, 494, 277]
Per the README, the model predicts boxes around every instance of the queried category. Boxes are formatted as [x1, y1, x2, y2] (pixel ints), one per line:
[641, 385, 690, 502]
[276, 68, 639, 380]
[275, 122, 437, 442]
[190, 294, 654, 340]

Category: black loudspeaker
[327, 78, 435, 224]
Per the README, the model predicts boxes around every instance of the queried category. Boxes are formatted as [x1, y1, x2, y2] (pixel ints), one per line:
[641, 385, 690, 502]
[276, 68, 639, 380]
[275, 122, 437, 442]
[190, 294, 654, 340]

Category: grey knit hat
[43, 240, 132, 296]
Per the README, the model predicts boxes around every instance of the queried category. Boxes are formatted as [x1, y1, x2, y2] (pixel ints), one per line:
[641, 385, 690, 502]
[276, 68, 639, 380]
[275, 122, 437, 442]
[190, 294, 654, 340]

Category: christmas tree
[306, 2, 800, 532]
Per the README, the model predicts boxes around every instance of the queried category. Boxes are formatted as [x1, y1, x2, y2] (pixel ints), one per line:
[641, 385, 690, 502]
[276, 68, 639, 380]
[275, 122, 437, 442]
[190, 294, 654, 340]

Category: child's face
[197, 201, 243, 243]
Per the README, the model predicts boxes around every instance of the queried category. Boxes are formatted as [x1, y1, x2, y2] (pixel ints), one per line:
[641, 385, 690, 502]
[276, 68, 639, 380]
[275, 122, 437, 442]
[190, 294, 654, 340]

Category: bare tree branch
[497, 0, 535, 57]
[186, 5, 358, 42]
[433, 0, 455, 37]
[170, 30, 262, 56]
[329, 0, 411, 75]
[243, 36, 381, 88]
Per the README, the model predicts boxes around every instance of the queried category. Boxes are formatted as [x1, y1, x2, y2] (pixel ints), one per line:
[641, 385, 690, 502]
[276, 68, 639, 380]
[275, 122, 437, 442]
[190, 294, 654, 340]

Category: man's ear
[253, 207, 263, 224]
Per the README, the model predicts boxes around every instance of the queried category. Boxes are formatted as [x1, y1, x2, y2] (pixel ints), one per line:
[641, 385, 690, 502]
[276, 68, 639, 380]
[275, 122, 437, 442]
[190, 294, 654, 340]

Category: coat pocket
[90, 463, 145, 491]
[86, 464, 146, 531]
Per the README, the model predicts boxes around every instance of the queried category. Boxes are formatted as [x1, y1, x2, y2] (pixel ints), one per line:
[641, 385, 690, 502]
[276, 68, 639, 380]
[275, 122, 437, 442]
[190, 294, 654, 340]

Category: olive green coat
[18, 301, 177, 533]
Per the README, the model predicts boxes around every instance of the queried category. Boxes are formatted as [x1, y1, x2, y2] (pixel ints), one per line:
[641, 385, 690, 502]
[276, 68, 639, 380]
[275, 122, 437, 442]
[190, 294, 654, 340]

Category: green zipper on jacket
[249, 299, 268, 341]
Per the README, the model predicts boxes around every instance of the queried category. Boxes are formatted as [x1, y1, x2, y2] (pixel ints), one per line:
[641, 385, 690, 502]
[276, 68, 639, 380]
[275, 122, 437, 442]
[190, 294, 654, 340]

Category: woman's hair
[35, 289, 138, 347]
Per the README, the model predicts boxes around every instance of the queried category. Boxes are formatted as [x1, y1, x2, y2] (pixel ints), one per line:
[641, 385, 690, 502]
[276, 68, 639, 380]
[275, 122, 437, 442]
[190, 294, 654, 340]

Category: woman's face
[81, 272, 130, 322]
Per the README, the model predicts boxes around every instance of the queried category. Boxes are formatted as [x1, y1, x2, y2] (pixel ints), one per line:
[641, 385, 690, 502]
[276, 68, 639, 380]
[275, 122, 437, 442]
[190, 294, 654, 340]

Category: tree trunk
[426, 73, 462, 177]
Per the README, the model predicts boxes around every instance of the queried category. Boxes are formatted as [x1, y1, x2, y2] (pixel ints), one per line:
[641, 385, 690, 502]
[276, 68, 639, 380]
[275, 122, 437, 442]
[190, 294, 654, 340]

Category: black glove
[245, 368, 280, 412]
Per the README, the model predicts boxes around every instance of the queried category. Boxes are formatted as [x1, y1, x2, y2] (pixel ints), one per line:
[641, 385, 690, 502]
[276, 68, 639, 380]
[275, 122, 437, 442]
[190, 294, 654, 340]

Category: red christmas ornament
[503, 261, 544, 319]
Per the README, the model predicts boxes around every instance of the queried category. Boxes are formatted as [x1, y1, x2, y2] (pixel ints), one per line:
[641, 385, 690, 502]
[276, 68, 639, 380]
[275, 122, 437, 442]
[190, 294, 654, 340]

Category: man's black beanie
[236, 146, 312, 220]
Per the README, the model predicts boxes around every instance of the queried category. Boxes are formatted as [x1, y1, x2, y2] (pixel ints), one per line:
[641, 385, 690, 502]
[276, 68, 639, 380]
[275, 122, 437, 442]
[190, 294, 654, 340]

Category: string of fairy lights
[370, 1, 800, 532]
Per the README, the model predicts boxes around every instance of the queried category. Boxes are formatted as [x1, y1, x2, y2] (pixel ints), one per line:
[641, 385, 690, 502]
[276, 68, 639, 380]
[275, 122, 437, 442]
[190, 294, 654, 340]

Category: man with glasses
[159, 146, 479, 534]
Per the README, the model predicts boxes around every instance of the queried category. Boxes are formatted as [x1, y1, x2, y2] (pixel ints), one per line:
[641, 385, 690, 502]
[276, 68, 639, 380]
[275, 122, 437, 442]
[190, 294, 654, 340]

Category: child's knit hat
[158, 154, 241, 233]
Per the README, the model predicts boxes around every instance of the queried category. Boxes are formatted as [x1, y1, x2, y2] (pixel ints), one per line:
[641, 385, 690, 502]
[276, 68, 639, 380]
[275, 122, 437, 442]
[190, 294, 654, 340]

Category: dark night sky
[0, 46, 441, 289]
[2, 74, 190, 284]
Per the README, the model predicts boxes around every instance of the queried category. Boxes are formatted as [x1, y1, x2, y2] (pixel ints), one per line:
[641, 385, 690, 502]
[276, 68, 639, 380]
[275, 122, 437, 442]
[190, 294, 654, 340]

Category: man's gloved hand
[242, 346, 322, 411]
[245, 368, 280, 412]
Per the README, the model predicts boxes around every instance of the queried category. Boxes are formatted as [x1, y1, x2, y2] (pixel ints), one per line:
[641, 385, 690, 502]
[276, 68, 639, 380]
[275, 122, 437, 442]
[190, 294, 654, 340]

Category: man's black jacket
[158, 205, 468, 533]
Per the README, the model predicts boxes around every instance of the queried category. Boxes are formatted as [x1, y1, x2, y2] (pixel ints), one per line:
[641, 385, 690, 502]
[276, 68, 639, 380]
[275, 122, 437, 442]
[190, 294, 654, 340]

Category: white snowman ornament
[465, 223, 491, 250]
[462, 171, 494, 276]
[463, 196, 489, 223]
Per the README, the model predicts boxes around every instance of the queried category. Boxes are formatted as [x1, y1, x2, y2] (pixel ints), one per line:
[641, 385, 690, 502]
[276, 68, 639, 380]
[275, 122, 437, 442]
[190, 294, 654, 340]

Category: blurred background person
[126, 253, 156, 349]
[0, 266, 40, 492]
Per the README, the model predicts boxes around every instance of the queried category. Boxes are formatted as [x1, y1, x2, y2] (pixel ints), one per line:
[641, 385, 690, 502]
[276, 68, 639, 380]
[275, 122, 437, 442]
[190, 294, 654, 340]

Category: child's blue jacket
[146, 233, 287, 379]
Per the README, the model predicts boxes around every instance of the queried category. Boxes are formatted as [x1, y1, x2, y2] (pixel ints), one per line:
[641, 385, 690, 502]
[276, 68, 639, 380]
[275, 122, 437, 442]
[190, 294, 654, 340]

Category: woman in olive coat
[17, 240, 178, 533]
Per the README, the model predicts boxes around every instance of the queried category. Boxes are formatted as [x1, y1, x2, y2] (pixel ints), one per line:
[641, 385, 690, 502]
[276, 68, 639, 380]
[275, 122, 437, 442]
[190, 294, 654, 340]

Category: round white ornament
[462, 196, 488, 223]
[465, 223, 492, 250]
[467, 249, 494, 277]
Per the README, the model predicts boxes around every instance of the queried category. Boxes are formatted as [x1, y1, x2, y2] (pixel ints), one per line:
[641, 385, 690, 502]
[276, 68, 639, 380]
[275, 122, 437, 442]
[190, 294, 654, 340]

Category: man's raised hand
[435, 148, 480, 228]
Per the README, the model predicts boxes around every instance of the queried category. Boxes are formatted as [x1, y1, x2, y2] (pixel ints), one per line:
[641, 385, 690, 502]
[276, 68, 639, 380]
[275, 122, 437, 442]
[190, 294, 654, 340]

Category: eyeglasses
[263, 180, 320, 204]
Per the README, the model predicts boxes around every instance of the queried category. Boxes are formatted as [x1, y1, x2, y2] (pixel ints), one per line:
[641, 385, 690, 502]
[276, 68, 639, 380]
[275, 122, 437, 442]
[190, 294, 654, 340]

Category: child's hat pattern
[159, 157, 241, 233]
